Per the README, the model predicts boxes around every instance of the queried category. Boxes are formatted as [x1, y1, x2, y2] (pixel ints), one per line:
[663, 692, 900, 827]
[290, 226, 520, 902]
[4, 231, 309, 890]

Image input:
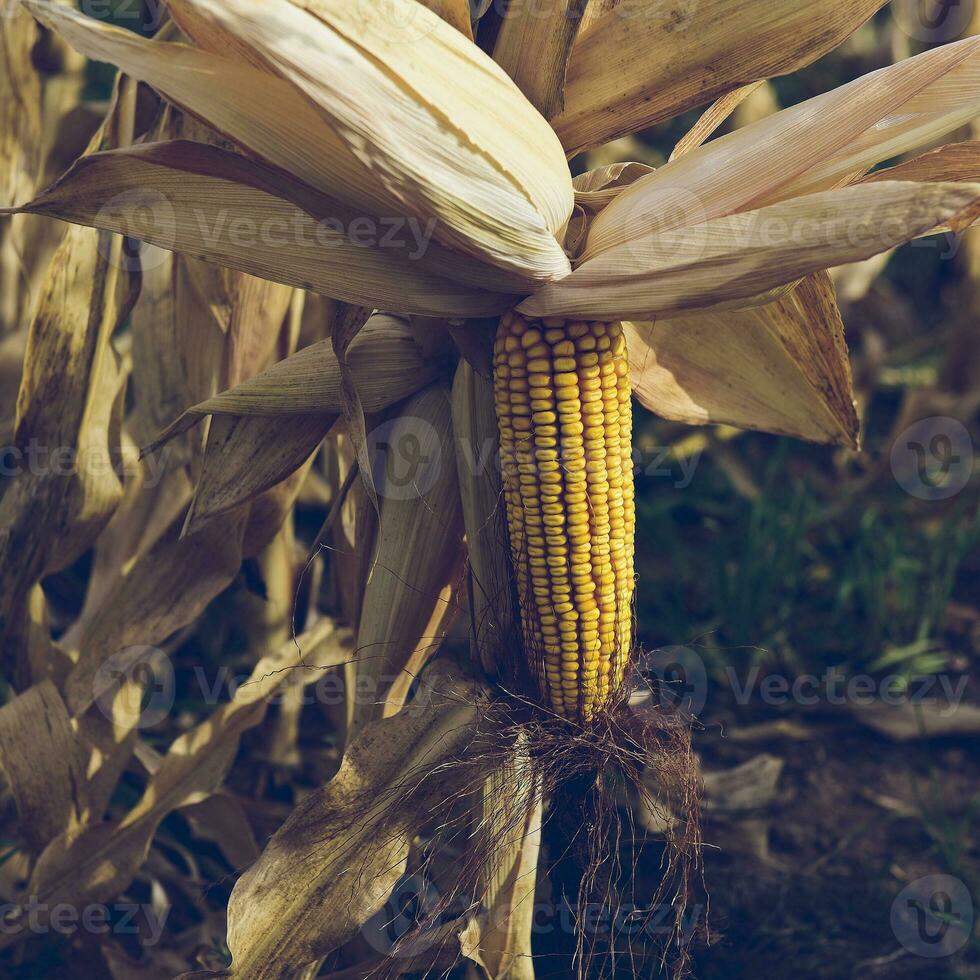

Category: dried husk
[625, 272, 860, 447]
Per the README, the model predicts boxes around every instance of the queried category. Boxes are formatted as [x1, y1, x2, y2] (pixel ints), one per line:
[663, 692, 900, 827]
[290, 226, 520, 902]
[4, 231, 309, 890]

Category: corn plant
[0, 0, 978, 977]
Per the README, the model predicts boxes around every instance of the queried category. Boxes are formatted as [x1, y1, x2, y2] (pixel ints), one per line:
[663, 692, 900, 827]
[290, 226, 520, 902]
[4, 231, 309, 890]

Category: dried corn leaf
[625, 273, 860, 447]
[32, 0, 572, 282]
[353, 386, 465, 729]
[0, 9, 41, 210]
[585, 38, 980, 258]
[521, 181, 980, 320]
[332, 304, 380, 513]
[859, 140, 980, 185]
[183, 412, 332, 535]
[573, 162, 655, 214]
[0, 9, 43, 334]
[452, 361, 516, 678]
[147, 315, 438, 450]
[554, 0, 889, 157]
[224, 273, 293, 388]
[63, 509, 247, 718]
[0, 621, 350, 948]
[11, 140, 512, 316]
[219, 669, 493, 979]
[0, 681, 86, 851]
[177, 0, 573, 279]
[0, 80, 140, 680]
[670, 83, 766, 161]
[417, 0, 474, 38]
[493, 0, 590, 118]
[467, 737, 542, 980]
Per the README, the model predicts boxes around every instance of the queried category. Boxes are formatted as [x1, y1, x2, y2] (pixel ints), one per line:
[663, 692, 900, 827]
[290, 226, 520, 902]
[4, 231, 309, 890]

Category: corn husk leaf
[670, 82, 766, 162]
[217, 0, 573, 273]
[182, 413, 333, 536]
[58, 0, 573, 282]
[452, 360, 516, 678]
[585, 38, 980, 257]
[554, 0, 889, 157]
[146, 314, 438, 451]
[493, 0, 589, 118]
[520, 181, 980, 320]
[217, 668, 494, 979]
[10, 140, 512, 316]
[0, 621, 351, 950]
[625, 272, 860, 447]
[573, 162, 656, 214]
[466, 737, 542, 980]
[859, 140, 980, 185]
[353, 385, 465, 731]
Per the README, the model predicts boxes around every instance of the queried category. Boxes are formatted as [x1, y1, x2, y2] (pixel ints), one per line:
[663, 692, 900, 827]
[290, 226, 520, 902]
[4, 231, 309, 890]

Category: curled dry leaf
[146, 314, 440, 451]
[182, 412, 333, 536]
[625, 273, 860, 447]
[0, 681, 86, 852]
[219, 668, 495, 979]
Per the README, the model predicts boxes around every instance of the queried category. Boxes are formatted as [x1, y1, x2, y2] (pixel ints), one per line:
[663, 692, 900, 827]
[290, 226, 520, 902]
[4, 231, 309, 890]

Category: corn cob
[493, 312, 635, 721]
